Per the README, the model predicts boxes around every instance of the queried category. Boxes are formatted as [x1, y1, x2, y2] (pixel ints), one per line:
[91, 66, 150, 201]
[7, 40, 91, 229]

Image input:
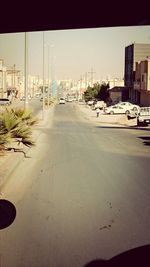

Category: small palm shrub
[0, 108, 38, 156]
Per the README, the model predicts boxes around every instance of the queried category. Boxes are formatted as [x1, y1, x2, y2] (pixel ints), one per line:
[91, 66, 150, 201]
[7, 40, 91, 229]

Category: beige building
[134, 58, 150, 106]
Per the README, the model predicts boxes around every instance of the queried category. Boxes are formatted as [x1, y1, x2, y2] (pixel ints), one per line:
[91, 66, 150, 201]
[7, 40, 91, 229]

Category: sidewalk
[77, 103, 138, 127]
[0, 105, 55, 190]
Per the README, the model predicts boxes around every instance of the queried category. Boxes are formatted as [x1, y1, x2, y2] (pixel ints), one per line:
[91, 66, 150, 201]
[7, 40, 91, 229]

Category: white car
[0, 98, 11, 105]
[117, 102, 140, 111]
[94, 101, 107, 109]
[104, 105, 131, 115]
[59, 98, 65, 104]
[87, 100, 94, 105]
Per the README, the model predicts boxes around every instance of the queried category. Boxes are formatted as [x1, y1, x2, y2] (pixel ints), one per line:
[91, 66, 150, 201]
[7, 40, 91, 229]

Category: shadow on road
[138, 136, 150, 146]
[96, 125, 150, 131]
[83, 244, 150, 266]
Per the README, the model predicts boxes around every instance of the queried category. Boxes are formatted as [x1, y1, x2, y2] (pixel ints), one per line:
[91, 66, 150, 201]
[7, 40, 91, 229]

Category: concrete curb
[0, 105, 55, 190]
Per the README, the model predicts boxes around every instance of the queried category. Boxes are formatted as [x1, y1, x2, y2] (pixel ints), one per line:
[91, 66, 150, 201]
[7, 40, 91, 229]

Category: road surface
[1, 103, 150, 267]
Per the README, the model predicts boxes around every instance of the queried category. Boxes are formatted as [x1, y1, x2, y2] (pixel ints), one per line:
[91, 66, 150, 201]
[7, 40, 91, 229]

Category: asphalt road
[1, 103, 150, 267]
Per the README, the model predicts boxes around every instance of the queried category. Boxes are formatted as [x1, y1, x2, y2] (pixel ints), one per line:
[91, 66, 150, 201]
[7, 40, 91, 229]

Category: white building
[100, 77, 124, 89]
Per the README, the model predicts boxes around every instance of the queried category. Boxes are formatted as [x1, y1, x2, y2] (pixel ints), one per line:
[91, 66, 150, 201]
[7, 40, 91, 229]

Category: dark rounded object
[109, 245, 150, 266]
[0, 199, 16, 229]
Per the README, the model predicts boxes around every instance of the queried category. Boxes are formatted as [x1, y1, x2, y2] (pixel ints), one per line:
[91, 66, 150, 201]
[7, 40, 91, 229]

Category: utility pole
[50, 44, 55, 97]
[85, 72, 88, 89]
[88, 67, 96, 87]
[80, 75, 83, 100]
[80, 75, 83, 88]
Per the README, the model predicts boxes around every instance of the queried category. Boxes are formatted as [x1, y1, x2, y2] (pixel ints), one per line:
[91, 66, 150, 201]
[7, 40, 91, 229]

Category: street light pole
[42, 31, 45, 119]
[24, 32, 28, 109]
[47, 44, 50, 107]
[50, 44, 54, 98]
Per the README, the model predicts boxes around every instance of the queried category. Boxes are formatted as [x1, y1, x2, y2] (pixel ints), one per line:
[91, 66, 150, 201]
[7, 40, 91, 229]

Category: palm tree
[0, 108, 37, 157]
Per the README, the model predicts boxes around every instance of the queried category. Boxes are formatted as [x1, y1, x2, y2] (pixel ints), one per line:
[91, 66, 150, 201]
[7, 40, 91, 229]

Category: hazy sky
[0, 26, 150, 80]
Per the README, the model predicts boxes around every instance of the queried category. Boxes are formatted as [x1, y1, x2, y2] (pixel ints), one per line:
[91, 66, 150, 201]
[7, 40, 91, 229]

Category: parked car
[94, 101, 107, 110]
[117, 101, 140, 111]
[129, 106, 150, 126]
[87, 100, 94, 106]
[0, 98, 11, 105]
[59, 97, 65, 104]
[104, 104, 131, 115]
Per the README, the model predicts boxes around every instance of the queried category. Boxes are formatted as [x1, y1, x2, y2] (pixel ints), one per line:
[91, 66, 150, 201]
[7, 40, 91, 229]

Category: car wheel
[125, 110, 130, 115]
[110, 111, 114, 115]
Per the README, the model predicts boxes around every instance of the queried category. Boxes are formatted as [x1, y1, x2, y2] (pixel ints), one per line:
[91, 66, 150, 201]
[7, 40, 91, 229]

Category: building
[108, 78, 124, 89]
[124, 43, 150, 103]
[0, 59, 7, 98]
[134, 58, 150, 106]
[108, 86, 129, 104]
[0, 60, 22, 99]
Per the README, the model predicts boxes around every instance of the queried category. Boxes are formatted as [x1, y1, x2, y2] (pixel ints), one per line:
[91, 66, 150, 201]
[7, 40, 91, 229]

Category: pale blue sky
[0, 26, 150, 80]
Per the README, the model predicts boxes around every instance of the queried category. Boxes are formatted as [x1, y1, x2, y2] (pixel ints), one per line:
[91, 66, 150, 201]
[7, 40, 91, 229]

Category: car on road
[0, 98, 11, 105]
[20, 96, 25, 101]
[104, 104, 131, 115]
[59, 97, 65, 104]
[117, 101, 140, 111]
[20, 96, 31, 101]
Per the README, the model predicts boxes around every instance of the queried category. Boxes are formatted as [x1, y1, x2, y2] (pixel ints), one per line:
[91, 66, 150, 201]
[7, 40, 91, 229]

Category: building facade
[0, 60, 22, 99]
[124, 43, 150, 103]
[108, 86, 129, 104]
[134, 58, 150, 106]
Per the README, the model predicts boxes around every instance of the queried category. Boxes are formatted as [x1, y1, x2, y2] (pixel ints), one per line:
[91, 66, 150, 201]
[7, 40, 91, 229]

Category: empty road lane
[1, 103, 150, 267]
